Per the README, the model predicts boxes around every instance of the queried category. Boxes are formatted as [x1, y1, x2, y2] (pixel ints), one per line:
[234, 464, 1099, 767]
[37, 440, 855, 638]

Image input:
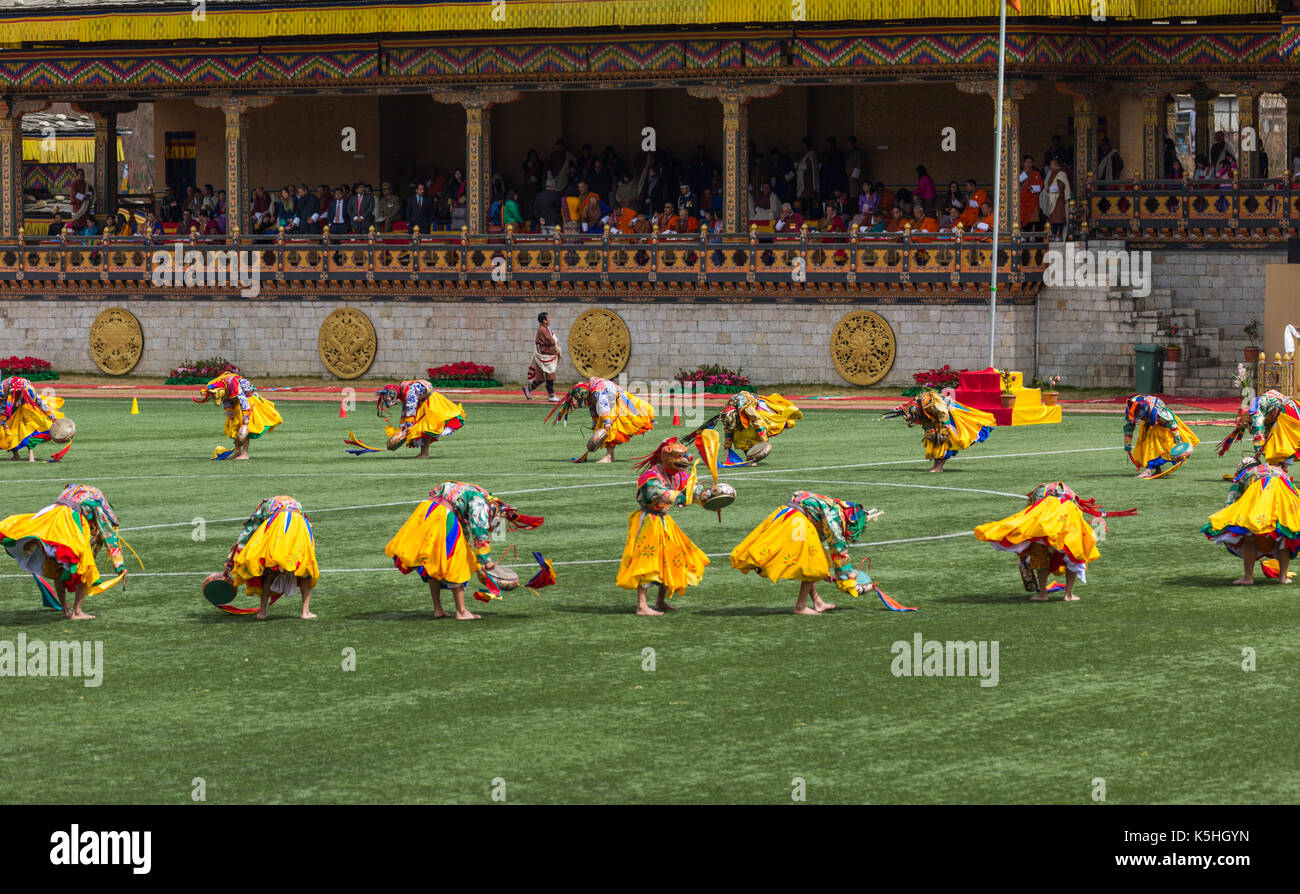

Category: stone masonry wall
[0, 297, 1034, 387]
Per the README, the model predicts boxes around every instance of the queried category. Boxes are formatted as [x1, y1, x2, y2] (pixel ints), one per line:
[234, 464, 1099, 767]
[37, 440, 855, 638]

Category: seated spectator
[47, 211, 68, 238]
[815, 202, 846, 233]
[275, 186, 296, 230]
[752, 182, 779, 222]
[144, 211, 164, 238]
[654, 202, 680, 233]
[773, 202, 804, 234]
[179, 209, 197, 235]
[250, 186, 274, 233]
[909, 202, 939, 242]
[198, 210, 222, 236]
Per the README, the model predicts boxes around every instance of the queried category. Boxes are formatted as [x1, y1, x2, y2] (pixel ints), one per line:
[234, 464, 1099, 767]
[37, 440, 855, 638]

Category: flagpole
[989, 0, 1009, 369]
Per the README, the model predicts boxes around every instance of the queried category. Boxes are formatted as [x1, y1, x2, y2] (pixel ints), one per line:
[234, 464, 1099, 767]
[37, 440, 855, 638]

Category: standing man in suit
[291, 183, 319, 234]
[405, 182, 433, 232]
[350, 182, 375, 234]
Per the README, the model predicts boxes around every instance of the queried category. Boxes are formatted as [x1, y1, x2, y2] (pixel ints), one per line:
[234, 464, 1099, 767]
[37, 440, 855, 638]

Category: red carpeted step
[955, 367, 1009, 423]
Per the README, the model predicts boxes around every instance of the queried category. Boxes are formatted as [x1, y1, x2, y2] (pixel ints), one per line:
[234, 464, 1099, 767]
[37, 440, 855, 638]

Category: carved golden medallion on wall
[568, 308, 631, 379]
[318, 307, 377, 379]
[89, 307, 144, 375]
[830, 310, 896, 386]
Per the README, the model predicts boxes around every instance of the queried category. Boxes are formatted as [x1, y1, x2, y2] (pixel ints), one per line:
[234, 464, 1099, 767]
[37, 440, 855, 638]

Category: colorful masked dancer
[1, 376, 70, 462]
[885, 389, 996, 473]
[1216, 389, 1300, 466]
[386, 481, 543, 621]
[224, 496, 319, 619]
[547, 376, 655, 463]
[716, 391, 803, 464]
[974, 481, 1135, 602]
[375, 380, 466, 458]
[617, 437, 711, 615]
[1123, 393, 1198, 478]
[1203, 455, 1300, 585]
[193, 371, 282, 460]
[0, 483, 126, 619]
[731, 491, 882, 615]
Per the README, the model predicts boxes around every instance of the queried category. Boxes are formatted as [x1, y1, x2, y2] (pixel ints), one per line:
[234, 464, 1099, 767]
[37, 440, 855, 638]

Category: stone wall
[0, 296, 1033, 387]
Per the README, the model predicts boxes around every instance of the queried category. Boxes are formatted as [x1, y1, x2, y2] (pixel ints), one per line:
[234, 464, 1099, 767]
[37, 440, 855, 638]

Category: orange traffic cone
[339, 401, 347, 418]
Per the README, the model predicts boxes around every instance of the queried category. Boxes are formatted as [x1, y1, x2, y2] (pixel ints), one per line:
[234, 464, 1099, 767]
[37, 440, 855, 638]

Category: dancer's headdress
[545, 381, 594, 426]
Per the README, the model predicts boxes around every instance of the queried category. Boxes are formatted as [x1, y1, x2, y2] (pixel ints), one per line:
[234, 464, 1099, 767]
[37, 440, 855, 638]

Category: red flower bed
[903, 364, 963, 396]
[0, 356, 59, 381]
[427, 361, 502, 387]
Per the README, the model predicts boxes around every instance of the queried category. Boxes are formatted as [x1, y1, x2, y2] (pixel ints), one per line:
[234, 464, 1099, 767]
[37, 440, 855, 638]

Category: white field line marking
[0, 531, 976, 580]
[1, 444, 1118, 490]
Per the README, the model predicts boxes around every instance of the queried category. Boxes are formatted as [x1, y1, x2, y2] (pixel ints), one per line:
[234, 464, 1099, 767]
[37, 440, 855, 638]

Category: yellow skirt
[385, 500, 481, 586]
[0, 397, 64, 451]
[1264, 412, 1300, 464]
[223, 394, 282, 440]
[1133, 416, 1199, 474]
[730, 505, 830, 582]
[230, 507, 319, 595]
[731, 394, 803, 453]
[601, 392, 656, 447]
[386, 392, 466, 447]
[616, 510, 709, 596]
[0, 504, 117, 595]
[925, 403, 996, 461]
[974, 496, 1099, 575]
[1203, 475, 1300, 558]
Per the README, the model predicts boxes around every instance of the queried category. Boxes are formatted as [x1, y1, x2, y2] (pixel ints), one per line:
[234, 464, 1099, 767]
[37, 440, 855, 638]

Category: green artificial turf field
[0, 396, 1296, 804]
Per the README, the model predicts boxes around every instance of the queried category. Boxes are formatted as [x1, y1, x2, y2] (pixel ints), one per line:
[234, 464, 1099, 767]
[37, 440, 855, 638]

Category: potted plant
[999, 370, 1016, 409]
[1243, 320, 1262, 362]
[1038, 374, 1061, 405]
[1164, 324, 1182, 363]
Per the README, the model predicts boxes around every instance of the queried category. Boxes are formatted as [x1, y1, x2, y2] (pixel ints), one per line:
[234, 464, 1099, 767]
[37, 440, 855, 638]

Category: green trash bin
[1135, 344, 1164, 394]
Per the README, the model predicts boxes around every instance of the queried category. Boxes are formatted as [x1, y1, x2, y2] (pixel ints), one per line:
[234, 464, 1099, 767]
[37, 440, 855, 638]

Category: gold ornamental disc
[830, 310, 896, 386]
[318, 308, 377, 380]
[89, 307, 144, 375]
[568, 308, 631, 379]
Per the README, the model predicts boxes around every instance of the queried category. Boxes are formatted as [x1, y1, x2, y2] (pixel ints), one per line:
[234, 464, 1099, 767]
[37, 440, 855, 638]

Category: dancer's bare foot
[653, 600, 678, 612]
[1062, 594, 1080, 602]
[27, 450, 35, 463]
[927, 460, 945, 473]
[1029, 592, 1050, 601]
[793, 605, 821, 615]
[417, 446, 430, 459]
[1281, 576, 1294, 584]
[595, 455, 614, 463]
[636, 605, 663, 616]
[233, 454, 250, 461]
[300, 610, 317, 619]
[1137, 469, 1155, 479]
[812, 595, 837, 612]
[256, 608, 269, 619]
[1232, 576, 1254, 585]
[455, 609, 481, 620]
[67, 610, 95, 619]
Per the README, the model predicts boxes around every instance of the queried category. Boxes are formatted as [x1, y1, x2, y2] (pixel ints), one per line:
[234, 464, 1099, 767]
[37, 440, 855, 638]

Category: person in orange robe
[957, 179, 989, 230]
[1019, 155, 1044, 231]
[909, 203, 940, 243]
[884, 206, 907, 233]
[969, 200, 997, 242]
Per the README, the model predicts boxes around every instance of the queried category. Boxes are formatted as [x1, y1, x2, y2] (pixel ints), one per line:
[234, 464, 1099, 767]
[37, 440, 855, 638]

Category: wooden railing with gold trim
[0, 225, 1048, 288]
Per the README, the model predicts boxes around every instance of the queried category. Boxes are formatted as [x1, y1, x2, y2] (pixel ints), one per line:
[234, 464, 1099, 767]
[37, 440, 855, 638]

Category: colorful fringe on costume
[384, 391, 466, 448]
[228, 504, 319, 599]
[1203, 466, 1300, 561]
[615, 510, 709, 596]
[973, 482, 1136, 585]
[0, 505, 122, 597]
[385, 500, 482, 586]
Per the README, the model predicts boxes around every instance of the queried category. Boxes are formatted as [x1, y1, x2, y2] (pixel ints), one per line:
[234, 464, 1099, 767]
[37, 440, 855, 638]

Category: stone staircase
[1130, 285, 1231, 397]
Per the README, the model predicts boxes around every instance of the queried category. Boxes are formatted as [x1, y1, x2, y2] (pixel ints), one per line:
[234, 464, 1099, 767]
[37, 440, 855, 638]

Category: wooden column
[194, 95, 275, 237]
[1141, 84, 1167, 179]
[1060, 85, 1099, 185]
[0, 100, 49, 237]
[1237, 89, 1258, 179]
[687, 84, 781, 231]
[434, 89, 520, 235]
[0, 104, 22, 238]
[73, 102, 137, 219]
[958, 80, 1033, 231]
